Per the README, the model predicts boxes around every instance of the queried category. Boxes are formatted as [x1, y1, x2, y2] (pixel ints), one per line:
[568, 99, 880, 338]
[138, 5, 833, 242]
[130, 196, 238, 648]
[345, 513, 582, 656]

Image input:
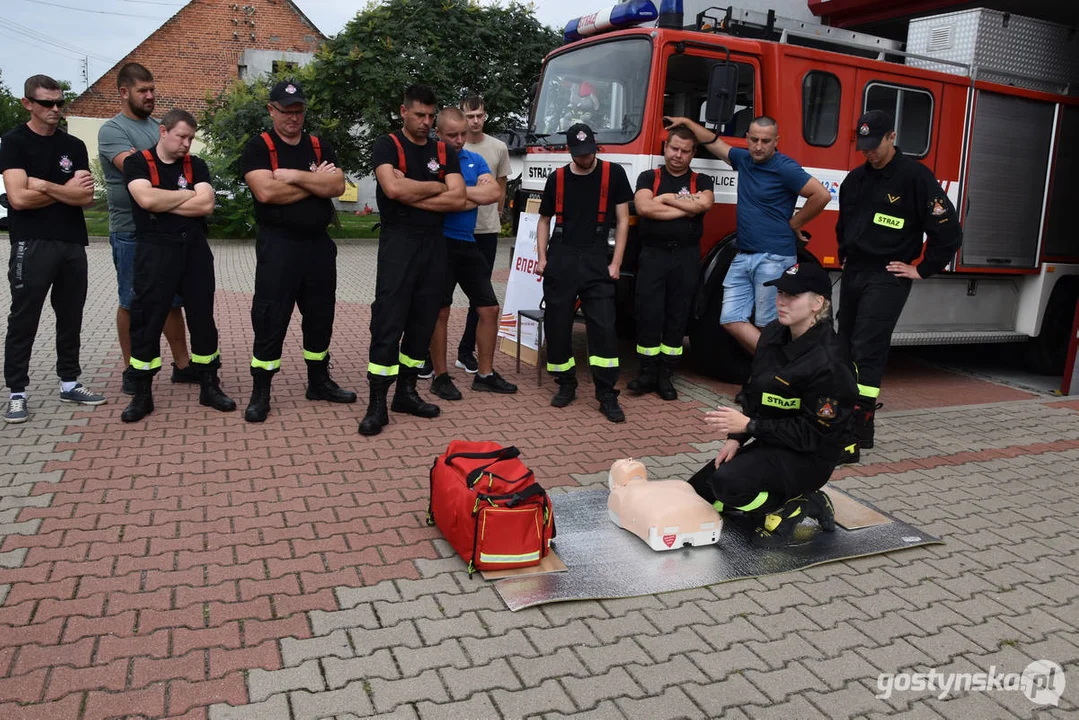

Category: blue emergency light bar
[563, 1, 659, 43]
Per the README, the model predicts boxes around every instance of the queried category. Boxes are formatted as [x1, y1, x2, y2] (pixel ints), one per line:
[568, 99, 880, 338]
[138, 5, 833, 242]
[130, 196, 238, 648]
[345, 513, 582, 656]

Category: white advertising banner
[498, 212, 550, 351]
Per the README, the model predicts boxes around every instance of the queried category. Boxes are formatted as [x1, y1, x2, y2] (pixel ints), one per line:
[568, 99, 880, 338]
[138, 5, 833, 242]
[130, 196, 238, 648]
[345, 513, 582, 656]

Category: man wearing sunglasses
[99, 63, 193, 395]
[239, 79, 354, 423]
[0, 75, 106, 423]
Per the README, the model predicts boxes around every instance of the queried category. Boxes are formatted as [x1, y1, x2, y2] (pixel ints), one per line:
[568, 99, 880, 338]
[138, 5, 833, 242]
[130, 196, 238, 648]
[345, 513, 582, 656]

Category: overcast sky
[0, 0, 615, 97]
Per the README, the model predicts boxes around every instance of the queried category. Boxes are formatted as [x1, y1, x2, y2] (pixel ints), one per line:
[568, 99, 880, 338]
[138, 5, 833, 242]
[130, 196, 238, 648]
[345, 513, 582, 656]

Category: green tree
[314, 0, 559, 174]
[0, 71, 30, 135]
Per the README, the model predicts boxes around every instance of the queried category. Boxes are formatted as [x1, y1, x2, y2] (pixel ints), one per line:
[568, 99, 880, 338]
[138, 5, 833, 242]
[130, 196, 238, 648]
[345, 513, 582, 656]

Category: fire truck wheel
[1023, 277, 1079, 376]
[688, 237, 752, 383]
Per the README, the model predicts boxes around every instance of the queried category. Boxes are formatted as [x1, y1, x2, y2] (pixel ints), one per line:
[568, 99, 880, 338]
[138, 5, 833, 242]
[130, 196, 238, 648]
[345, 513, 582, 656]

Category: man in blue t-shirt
[666, 115, 831, 353]
[426, 108, 518, 400]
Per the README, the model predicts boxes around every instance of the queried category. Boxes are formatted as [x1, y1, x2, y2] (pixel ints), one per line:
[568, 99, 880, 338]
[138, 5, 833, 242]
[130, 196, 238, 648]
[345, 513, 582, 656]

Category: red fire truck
[518, 1, 1079, 380]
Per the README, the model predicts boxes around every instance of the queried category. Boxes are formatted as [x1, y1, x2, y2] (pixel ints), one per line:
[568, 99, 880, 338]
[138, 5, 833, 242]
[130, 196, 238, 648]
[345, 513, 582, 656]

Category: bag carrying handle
[480, 482, 546, 508]
[445, 446, 520, 463]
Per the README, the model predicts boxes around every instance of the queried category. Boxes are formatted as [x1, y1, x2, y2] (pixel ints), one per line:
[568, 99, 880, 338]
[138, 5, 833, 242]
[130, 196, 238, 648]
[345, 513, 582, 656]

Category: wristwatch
[745, 418, 759, 436]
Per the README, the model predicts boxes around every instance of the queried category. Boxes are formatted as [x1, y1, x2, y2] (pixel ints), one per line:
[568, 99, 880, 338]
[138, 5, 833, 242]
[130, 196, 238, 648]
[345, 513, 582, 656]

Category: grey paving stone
[693, 615, 766, 652]
[337, 582, 403, 609]
[742, 635, 824, 669]
[209, 694, 292, 720]
[490, 678, 577, 720]
[807, 653, 883, 691]
[374, 596, 444, 626]
[740, 694, 824, 720]
[291, 680, 374, 720]
[416, 692, 499, 720]
[524, 619, 599, 655]
[323, 648, 400, 688]
[805, 681, 895, 719]
[509, 646, 587, 686]
[461, 628, 536, 666]
[540, 599, 609, 625]
[394, 574, 461, 603]
[282, 629, 354, 667]
[640, 602, 714, 634]
[415, 557, 470, 578]
[441, 657, 522, 700]
[438, 585, 506, 617]
[801, 623, 877, 658]
[855, 638, 939, 675]
[369, 668, 449, 714]
[742, 662, 823, 703]
[636, 626, 711, 662]
[330, 708, 418, 720]
[414, 611, 488, 646]
[477, 607, 551, 636]
[745, 606, 819, 642]
[0, 547, 28, 568]
[561, 667, 644, 711]
[907, 627, 991, 666]
[393, 639, 470, 678]
[541, 699, 626, 720]
[248, 659, 325, 703]
[683, 674, 761, 716]
[311, 604, 380, 636]
[625, 655, 709, 694]
[686, 644, 769, 683]
[613, 686, 704, 720]
[576, 636, 651, 675]
[348, 621, 423, 658]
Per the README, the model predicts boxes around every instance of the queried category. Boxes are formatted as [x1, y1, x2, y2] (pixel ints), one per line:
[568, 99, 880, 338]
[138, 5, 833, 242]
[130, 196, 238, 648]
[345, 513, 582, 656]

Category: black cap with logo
[855, 109, 894, 151]
[565, 123, 598, 157]
[764, 262, 833, 300]
[270, 80, 306, 107]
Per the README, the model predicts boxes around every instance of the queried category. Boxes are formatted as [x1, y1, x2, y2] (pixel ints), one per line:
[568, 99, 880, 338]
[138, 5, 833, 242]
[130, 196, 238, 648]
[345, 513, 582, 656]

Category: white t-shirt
[464, 133, 510, 235]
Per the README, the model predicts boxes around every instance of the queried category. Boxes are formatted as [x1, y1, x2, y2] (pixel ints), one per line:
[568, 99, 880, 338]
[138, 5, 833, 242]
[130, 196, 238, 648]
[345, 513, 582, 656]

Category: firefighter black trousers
[687, 441, 831, 514]
[368, 225, 446, 378]
[837, 268, 912, 398]
[4, 239, 87, 391]
[130, 235, 218, 371]
[542, 243, 620, 397]
[250, 227, 337, 372]
[634, 244, 698, 365]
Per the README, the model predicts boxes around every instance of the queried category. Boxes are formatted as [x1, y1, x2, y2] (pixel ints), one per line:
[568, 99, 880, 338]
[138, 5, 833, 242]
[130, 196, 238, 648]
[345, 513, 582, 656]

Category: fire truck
[517, 1, 1079, 381]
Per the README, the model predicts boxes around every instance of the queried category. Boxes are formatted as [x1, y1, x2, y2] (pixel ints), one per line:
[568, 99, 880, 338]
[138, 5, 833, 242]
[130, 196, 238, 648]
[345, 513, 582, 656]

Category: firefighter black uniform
[689, 263, 857, 545]
[837, 110, 962, 452]
[359, 130, 462, 436]
[538, 124, 633, 422]
[630, 166, 714, 400]
[239, 84, 355, 423]
[120, 147, 235, 422]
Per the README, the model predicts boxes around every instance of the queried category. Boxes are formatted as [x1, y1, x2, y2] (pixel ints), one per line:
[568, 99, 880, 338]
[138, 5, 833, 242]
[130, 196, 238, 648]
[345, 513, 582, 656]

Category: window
[272, 60, 298, 74]
[531, 38, 652, 145]
[864, 83, 934, 156]
[662, 54, 755, 143]
[802, 71, 840, 146]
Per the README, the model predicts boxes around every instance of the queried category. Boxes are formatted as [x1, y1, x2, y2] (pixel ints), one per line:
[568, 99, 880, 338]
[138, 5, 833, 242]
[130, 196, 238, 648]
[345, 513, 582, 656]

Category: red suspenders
[652, 167, 698, 195]
[141, 149, 192, 188]
[387, 133, 447, 180]
[555, 159, 611, 225]
[260, 131, 322, 171]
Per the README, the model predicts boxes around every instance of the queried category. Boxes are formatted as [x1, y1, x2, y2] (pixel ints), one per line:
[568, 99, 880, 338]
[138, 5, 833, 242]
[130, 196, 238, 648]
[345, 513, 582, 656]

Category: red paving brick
[0, 288, 1049, 718]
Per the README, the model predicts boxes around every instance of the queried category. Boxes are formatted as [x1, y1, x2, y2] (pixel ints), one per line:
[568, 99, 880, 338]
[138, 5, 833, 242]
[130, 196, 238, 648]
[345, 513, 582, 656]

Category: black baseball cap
[565, 123, 598, 157]
[855, 110, 894, 150]
[765, 262, 832, 300]
[270, 80, 306, 107]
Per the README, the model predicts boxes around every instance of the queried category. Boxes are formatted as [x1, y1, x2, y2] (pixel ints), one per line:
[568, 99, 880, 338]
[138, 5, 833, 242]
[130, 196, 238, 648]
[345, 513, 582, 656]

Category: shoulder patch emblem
[816, 397, 837, 420]
[427, 158, 441, 174]
[930, 198, 947, 216]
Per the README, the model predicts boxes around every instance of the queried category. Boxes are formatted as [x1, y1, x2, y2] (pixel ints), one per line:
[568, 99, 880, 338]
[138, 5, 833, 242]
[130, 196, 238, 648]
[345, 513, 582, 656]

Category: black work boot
[358, 376, 392, 436]
[305, 355, 357, 404]
[550, 376, 578, 408]
[627, 357, 658, 395]
[598, 392, 626, 423]
[656, 364, 678, 401]
[807, 489, 836, 532]
[170, 360, 199, 384]
[121, 373, 155, 423]
[244, 371, 272, 423]
[197, 367, 237, 412]
[391, 369, 440, 418]
[752, 491, 835, 547]
[853, 398, 882, 449]
[838, 440, 860, 465]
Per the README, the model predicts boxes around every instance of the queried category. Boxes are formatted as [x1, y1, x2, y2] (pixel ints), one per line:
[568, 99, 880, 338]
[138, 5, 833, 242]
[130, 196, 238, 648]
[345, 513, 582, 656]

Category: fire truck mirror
[705, 63, 739, 126]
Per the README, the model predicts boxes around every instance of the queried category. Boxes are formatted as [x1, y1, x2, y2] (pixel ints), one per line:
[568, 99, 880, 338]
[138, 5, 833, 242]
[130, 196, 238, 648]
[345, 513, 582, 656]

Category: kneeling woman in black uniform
[690, 262, 858, 546]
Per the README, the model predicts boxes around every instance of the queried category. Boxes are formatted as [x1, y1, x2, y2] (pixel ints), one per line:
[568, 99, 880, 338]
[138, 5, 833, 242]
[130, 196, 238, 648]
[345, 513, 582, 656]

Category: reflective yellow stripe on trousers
[588, 356, 619, 368]
[250, 357, 281, 371]
[129, 357, 162, 371]
[546, 358, 575, 372]
[190, 349, 220, 365]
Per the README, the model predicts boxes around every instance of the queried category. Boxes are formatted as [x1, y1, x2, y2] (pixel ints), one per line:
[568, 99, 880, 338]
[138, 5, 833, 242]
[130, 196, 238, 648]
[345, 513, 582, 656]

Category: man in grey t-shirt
[98, 62, 192, 393]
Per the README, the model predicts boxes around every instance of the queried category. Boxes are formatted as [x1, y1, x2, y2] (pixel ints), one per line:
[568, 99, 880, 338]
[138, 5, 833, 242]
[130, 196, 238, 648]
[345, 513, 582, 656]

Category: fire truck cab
[519, 1, 1079, 380]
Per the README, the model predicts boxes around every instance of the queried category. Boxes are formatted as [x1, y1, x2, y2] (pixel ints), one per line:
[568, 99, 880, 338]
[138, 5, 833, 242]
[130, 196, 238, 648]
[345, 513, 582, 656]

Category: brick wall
[67, 0, 324, 119]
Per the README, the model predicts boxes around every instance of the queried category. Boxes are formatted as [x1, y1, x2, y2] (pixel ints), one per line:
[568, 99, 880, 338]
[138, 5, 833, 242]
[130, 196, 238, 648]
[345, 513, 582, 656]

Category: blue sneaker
[59, 384, 107, 406]
[4, 396, 28, 423]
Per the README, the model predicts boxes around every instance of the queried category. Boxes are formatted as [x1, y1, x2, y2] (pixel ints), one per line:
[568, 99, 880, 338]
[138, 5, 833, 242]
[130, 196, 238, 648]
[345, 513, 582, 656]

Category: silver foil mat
[495, 487, 941, 612]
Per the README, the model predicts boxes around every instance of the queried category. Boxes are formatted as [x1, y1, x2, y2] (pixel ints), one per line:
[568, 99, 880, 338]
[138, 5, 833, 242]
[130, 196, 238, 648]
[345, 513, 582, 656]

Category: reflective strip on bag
[761, 392, 801, 410]
[130, 356, 162, 371]
[303, 348, 329, 361]
[660, 343, 683, 356]
[250, 356, 281, 371]
[190, 349, 220, 365]
[588, 355, 619, 368]
[479, 550, 541, 564]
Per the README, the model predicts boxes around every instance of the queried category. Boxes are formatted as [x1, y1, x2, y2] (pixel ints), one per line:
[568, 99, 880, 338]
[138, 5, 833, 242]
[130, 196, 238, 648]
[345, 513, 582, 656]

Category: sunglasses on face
[271, 104, 305, 116]
[27, 97, 65, 109]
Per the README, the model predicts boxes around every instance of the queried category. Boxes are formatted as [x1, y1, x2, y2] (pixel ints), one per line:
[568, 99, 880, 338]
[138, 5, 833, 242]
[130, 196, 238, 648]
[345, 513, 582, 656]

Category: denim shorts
[719, 251, 797, 326]
[110, 231, 183, 310]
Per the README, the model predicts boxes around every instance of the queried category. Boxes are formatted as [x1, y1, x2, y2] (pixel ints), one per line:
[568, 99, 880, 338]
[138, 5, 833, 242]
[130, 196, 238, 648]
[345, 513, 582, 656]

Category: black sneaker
[599, 394, 625, 423]
[4, 396, 28, 424]
[417, 354, 435, 380]
[455, 353, 479, 374]
[59, 384, 107, 406]
[472, 371, 517, 394]
[431, 373, 463, 401]
[171, 362, 199, 384]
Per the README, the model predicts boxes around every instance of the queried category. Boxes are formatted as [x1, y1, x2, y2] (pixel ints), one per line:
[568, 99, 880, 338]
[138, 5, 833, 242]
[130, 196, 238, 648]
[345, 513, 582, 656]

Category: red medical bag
[428, 441, 555, 576]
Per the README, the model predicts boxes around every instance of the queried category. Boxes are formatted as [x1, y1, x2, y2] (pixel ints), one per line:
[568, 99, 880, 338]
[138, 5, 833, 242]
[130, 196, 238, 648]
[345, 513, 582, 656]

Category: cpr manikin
[607, 458, 722, 551]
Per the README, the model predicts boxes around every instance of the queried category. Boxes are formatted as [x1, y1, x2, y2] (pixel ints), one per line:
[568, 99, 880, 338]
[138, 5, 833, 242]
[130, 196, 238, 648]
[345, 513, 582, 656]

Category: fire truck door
[851, 69, 943, 173]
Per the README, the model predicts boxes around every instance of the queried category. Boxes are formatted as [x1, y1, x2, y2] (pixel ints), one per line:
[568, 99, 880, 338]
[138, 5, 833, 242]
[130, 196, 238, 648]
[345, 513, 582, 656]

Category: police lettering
[702, 173, 736, 187]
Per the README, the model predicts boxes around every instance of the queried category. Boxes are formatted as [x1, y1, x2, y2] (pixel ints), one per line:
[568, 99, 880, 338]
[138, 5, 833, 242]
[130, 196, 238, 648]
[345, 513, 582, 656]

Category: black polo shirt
[372, 130, 462, 229]
[124, 147, 212, 243]
[635, 166, 714, 247]
[240, 129, 336, 232]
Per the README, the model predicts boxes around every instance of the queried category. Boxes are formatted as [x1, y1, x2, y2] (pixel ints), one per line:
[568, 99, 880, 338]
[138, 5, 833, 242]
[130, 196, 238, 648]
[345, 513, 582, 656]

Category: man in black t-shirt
[358, 84, 465, 437]
[536, 123, 633, 423]
[1, 74, 105, 424]
[119, 109, 236, 422]
[239, 80, 354, 424]
[630, 126, 715, 400]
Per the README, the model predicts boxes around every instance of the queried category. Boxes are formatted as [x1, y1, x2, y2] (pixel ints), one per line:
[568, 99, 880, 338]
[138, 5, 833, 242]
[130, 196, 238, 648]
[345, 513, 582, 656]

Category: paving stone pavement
[0, 237, 1076, 719]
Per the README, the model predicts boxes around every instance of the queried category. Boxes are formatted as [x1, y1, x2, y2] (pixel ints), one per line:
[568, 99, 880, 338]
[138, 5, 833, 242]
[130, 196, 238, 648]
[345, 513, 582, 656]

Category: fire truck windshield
[529, 38, 651, 146]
